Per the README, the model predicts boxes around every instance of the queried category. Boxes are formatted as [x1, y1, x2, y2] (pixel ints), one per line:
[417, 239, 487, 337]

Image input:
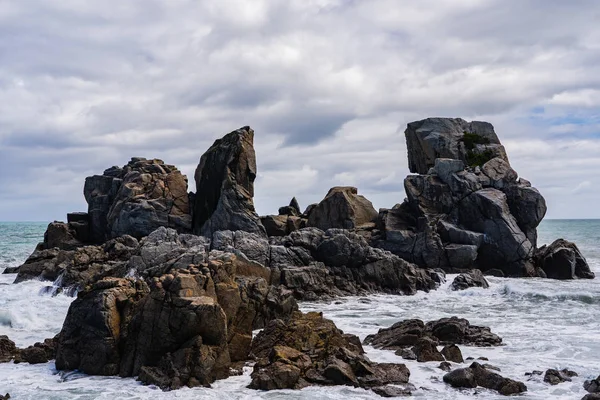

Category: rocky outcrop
[364, 317, 502, 350]
[450, 269, 489, 291]
[535, 239, 595, 279]
[0, 335, 57, 365]
[248, 312, 412, 396]
[405, 118, 508, 174]
[543, 368, 577, 385]
[443, 362, 527, 395]
[54, 247, 297, 389]
[373, 117, 565, 278]
[192, 126, 265, 237]
[85, 157, 191, 242]
[0, 336, 18, 363]
[307, 187, 377, 230]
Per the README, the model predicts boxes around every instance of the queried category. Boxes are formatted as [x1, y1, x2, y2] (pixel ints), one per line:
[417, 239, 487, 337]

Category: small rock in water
[443, 362, 527, 396]
[372, 385, 412, 397]
[477, 357, 489, 361]
[395, 348, 417, 361]
[584, 375, 600, 393]
[525, 370, 543, 376]
[441, 344, 464, 363]
[450, 269, 489, 291]
[483, 364, 501, 372]
[0, 393, 10, 400]
[412, 338, 444, 362]
[544, 368, 578, 385]
[438, 362, 452, 372]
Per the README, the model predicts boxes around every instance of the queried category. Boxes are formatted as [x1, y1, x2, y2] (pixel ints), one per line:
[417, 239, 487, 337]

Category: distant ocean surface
[1, 220, 599, 399]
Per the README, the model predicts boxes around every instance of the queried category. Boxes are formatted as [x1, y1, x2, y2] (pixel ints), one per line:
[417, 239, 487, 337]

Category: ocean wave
[500, 283, 600, 304]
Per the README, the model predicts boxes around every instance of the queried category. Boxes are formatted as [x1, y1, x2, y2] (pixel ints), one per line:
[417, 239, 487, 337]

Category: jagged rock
[260, 215, 306, 237]
[13, 235, 139, 287]
[505, 179, 546, 247]
[364, 317, 501, 349]
[55, 278, 150, 375]
[84, 158, 191, 242]
[443, 362, 527, 395]
[535, 239, 595, 279]
[441, 344, 464, 363]
[278, 198, 301, 217]
[584, 375, 600, 393]
[543, 368, 577, 385]
[43, 221, 83, 250]
[248, 312, 410, 393]
[450, 269, 489, 291]
[307, 187, 377, 230]
[54, 247, 298, 389]
[192, 126, 265, 237]
[14, 337, 57, 364]
[405, 118, 508, 174]
[0, 394, 9, 400]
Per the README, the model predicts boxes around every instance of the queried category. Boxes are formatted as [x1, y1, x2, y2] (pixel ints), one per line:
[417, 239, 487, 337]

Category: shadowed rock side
[535, 239, 595, 279]
[248, 312, 413, 396]
[193, 126, 266, 238]
[372, 117, 594, 279]
[443, 362, 527, 395]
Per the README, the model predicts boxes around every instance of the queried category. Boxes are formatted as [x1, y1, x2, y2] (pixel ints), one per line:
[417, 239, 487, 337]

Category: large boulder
[307, 187, 377, 230]
[450, 269, 489, 291]
[405, 118, 508, 174]
[192, 126, 266, 237]
[535, 239, 595, 279]
[83, 158, 191, 243]
[249, 312, 412, 395]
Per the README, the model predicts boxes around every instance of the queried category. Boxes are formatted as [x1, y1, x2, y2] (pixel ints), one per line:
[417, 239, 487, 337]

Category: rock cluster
[543, 368, 578, 385]
[249, 312, 412, 396]
[55, 248, 296, 389]
[364, 317, 502, 350]
[535, 239, 595, 279]
[0, 335, 56, 365]
[443, 362, 527, 395]
[372, 117, 593, 280]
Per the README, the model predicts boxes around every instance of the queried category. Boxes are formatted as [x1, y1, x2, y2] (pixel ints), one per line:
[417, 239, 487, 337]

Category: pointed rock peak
[193, 126, 266, 237]
[289, 197, 301, 215]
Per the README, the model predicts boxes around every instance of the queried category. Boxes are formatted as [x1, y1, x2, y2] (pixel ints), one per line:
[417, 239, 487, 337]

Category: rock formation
[450, 269, 489, 291]
[192, 126, 265, 237]
[307, 186, 378, 230]
[0, 335, 57, 365]
[373, 117, 592, 279]
[248, 311, 413, 395]
[55, 246, 297, 389]
[535, 239, 595, 279]
[364, 317, 502, 350]
[443, 362, 527, 395]
[543, 368, 577, 385]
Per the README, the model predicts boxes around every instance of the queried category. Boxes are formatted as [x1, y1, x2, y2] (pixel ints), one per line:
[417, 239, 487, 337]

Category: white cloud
[1, 0, 600, 220]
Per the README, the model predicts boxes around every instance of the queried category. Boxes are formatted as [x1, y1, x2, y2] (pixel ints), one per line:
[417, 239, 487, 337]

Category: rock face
[450, 269, 489, 291]
[373, 117, 564, 278]
[364, 317, 502, 350]
[535, 239, 595, 279]
[249, 311, 412, 395]
[443, 362, 527, 395]
[55, 247, 298, 389]
[307, 187, 378, 230]
[405, 118, 508, 174]
[85, 158, 191, 242]
[192, 126, 265, 238]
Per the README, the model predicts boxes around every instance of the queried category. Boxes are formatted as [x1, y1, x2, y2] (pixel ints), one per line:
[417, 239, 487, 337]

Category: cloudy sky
[1, 0, 599, 221]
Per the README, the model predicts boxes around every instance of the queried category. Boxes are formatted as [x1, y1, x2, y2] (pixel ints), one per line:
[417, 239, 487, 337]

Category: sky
[0, 0, 599, 221]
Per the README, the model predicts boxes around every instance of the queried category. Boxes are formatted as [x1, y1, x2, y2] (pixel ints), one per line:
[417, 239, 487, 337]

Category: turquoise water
[0, 221, 599, 399]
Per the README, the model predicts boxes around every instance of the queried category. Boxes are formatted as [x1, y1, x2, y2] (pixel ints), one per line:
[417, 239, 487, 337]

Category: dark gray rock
[412, 337, 444, 362]
[405, 118, 508, 174]
[544, 368, 577, 385]
[584, 375, 600, 393]
[451, 269, 489, 291]
[441, 344, 464, 363]
[444, 362, 527, 395]
[535, 239, 595, 279]
[192, 126, 266, 237]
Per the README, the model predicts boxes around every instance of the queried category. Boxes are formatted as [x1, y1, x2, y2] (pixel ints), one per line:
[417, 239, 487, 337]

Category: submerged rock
[450, 269, 489, 291]
[585, 375, 600, 393]
[192, 126, 265, 237]
[248, 312, 411, 394]
[443, 362, 527, 395]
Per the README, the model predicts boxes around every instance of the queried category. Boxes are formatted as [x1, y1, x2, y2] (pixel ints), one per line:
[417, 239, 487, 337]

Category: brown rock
[307, 187, 377, 230]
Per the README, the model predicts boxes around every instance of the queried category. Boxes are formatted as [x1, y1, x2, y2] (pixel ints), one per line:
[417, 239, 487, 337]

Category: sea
[0, 220, 598, 399]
